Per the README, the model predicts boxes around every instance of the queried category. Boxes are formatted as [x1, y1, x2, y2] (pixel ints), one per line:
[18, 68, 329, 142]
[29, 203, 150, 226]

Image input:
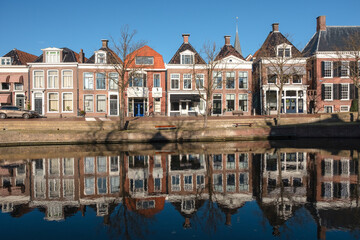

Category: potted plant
[79, 110, 86, 117]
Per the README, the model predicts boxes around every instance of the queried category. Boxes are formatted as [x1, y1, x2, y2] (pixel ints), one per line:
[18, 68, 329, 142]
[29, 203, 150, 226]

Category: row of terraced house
[0, 16, 359, 117]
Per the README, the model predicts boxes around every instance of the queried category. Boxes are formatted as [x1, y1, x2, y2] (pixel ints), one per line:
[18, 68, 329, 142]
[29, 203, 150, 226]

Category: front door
[286, 98, 296, 113]
[213, 99, 222, 115]
[16, 94, 25, 110]
[134, 102, 144, 117]
[109, 95, 118, 116]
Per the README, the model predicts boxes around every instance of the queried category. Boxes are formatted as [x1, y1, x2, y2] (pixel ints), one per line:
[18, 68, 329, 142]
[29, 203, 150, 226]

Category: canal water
[0, 139, 359, 240]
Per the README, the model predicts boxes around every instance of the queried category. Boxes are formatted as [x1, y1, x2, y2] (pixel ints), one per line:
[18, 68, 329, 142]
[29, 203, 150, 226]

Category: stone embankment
[0, 113, 358, 146]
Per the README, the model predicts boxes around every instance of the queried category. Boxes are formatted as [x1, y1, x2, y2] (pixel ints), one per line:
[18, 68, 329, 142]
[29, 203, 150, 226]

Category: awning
[170, 94, 200, 102]
[267, 66, 306, 75]
[0, 94, 11, 104]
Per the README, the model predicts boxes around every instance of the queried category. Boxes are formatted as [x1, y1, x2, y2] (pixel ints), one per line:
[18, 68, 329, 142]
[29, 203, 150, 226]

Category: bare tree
[109, 25, 146, 130]
[337, 33, 360, 121]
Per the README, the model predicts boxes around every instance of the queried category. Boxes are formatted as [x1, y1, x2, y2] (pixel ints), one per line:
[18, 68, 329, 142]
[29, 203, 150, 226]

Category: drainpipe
[259, 61, 263, 115]
[77, 63, 79, 116]
[165, 69, 168, 116]
[28, 65, 31, 110]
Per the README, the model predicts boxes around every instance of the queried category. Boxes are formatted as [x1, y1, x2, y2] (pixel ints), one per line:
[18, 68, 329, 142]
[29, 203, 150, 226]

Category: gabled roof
[254, 31, 302, 58]
[215, 44, 245, 61]
[34, 47, 84, 63]
[127, 45, 165, 69]
[2, 49, 38, 65]
[168, 42, 206, 64]
[86, 47, 121, 64]
[302, 26, 360, 57]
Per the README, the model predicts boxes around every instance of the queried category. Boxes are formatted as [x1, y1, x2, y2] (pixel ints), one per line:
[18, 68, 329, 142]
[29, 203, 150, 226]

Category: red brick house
[0, 49, 37, 109]
[303, 16, 360, 113]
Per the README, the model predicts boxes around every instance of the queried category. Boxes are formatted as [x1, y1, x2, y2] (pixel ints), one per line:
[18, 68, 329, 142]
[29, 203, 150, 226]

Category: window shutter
[321, 160, 325, 176]
[321, 62, 325, 77]
[350, 84, 355, 99]
[321, 84, 325, 100]
[350, 61, 357, 78]
[333, 61, 339, 77]
[333, 84, 339, 100]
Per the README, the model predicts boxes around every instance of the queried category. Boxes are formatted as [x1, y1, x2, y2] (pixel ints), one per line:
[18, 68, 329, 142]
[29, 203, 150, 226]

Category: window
[49, 159, 60, 176]
[293, 75, 302, 84]
[239, 173, 249, 191]
[1, 83, 10, 90]
[324, 106, 333, 113]
[171, 102, 179, 111]
[171, 175, 180, 191]
[184, 175, 193, 191]
[49, 179, 60, 198]
[47, 71, 58, 89]
[340, 105, 350, 112]
[213, 174, 223, 192]
[183, 74, 192, 89]
[48, 93, 59, 112]
[226, 154, 235, 169]
[46, 51, 60, 63]
[62, 93, 73, 112]
[110, 156, 119, 172]
[136, 56, 154, 65]
[341, 62, 349, 77]
[181, 54, 193, 64]
[239, 153, 248, 169]
[34, 71, 44, 89]
[85, 157, 95, 173]
[197, 175, 205, 187]
[341, 84, 349, 100]
[171, 74, 180, 89]
[239, 94, 248, 111]
[0, 57, 11, 65]
[96, 95, 106, 112]
[85, 177, 95, 195]
[226, 94, 235, 111]
[63, 158, 74, 176]
[213, 71, 222, 89]
[213, 154, 222, 170]
[154, 98, 161, 112]
[268, 74, 276, 84]
[153, 74, 160, 87]
[84, 95, 94, 112]
[96, 53, 106, 64]
[110, 176, 120, 193]
[97, 156, 107, 173]
[196, 74, 204, 89]
[96, 73, 106, 90]
[62, 70, 73, 88]
[227, 174, 236, 192]
[84, 73, 94, 90]
[324, 84, 333, 101]
[129, 73, 146, 87]
[226, 72, 235, 89]
[63, 179, 74, 198]
[137, 200, 155, 210]
[34, 159, 44, 176]
[277, 47, 291, 57]
[238, 72, 248, 89]
[108, 73, 119, 90]
[324, 61, 333, 78]
[14, 83, 23, 91]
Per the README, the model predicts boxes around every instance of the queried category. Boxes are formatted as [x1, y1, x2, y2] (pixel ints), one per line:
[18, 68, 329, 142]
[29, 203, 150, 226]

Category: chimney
[272, 23, 279, 32]
[225, 213, 232, 225]
[317, 16, 326, 32]
[224, 35, 231, 45]
[182, 34, 190, 44]
[101, 39, 109, 48]
[79, 49, 85, 63]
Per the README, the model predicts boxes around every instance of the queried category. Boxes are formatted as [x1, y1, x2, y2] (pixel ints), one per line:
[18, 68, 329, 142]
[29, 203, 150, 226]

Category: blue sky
[1, 0, 359, 62]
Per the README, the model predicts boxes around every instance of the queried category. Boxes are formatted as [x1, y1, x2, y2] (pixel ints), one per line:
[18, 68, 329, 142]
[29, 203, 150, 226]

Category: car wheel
[22, 113, 30, 119]
[0, 113, 6, 119]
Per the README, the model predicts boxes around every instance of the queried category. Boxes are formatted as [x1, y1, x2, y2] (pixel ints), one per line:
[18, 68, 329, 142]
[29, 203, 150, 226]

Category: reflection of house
[303, 16, 360, 113]
[256, 151, 309, 236]
[253, 23, 308, 115]
[307, 150, 360, 240]
[0, 49, 37, 108]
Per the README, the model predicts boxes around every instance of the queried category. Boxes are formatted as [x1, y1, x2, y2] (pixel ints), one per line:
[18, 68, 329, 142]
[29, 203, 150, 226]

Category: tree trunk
[357, 86, 360, 121]
[276, 86, 283, 125]
[119, 88, 126, 130]
[203, 98, 210, 128]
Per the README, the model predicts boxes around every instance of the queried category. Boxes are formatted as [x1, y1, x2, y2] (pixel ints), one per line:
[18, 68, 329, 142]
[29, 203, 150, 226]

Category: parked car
[0, 106, 40, 119]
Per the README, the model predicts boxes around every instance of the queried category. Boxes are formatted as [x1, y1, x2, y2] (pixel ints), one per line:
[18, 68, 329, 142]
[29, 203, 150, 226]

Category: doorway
[16, 94, 25, 110]
[34, 93, 43, 115]
[285, 98, 297, 113]
[109, 95, 118, 116]
[134, 100, 144, 117]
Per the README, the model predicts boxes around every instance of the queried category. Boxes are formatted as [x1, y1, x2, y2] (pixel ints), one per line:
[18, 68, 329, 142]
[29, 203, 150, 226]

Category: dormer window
[46, 51, 60, 63]
[277, 44, 291, 58]
[180, 50, 195, 65]
[95, 52, 106, 64]
[0, 57, 11, 65]
[135, 56, 154, 65]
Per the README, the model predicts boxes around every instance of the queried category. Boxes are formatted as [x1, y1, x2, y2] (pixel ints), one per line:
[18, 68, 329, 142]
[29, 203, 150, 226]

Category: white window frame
[340, 61, 350, 78]
[213, 71, 222, 89]
[14, 83, 23, 91]
[96, 94, 107, 113]
[62, 92, 73, 113]
[183, 74, 192, 90]
[238, 93, 248, 112]
[340, 105, 350, 112]
[196, 74, 204, 90]
[83, 72, 94, 90]
[84, 94, 94, 113]
[95, 51, 107, 64]
[0, 57, 11, 65]
[171, 174, 180, 191]
[180, 51, 194, 65]
[226, 173, 236, 192]
[340, 83, 350, 100]
[170, 73, 180, 90]
[47, 92, 59, 113]
[45, 51, 60, 63]
[238, 71, 248, 89]
[153, 73, 161, 88]
[324, 61, 333, 78]
[96, 72, 106, 90]
[292, 75, 302, 84]
[226, 72, 235, 89]
[63, 158, 74, 176]
[47, 70, 59, 89]
[0, 82, 10, 91]
[48, 158, 60, 176]
[109, 72, 119, 90]
[324, 84, 333, 101]
[324, 105, 333, 113]
[61, 70, 73, 89]
[276, 44, 292, 58]
[135, 56, 154, 65]
[33, 70, 45, 89]
[184, 175, 193, 191]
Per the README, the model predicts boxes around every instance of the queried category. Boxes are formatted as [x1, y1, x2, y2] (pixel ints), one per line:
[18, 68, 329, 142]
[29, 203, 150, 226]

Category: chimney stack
[101, 39, 109, 48]
[272, 23, 279, 32]
[224, 35, 231, 45]
[317, 16, 326, 32]
[182, 34, 190, 44]
[79, 49, 85, 63]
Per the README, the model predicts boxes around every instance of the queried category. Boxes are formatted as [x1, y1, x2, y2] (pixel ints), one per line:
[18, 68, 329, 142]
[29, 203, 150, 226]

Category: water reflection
[0, 141, 359, 239]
